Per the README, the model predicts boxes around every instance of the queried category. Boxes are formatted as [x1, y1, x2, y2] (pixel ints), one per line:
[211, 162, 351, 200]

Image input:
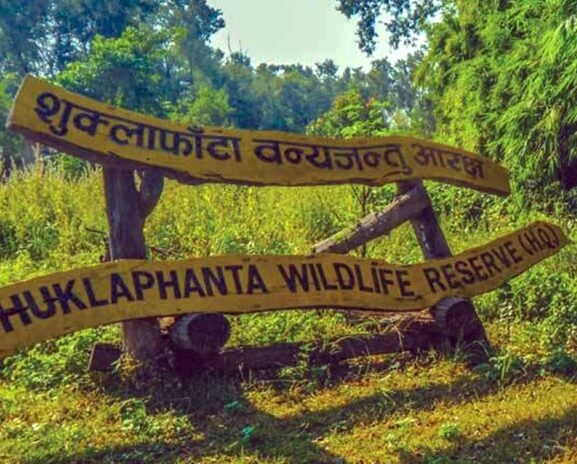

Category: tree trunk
[103, 167, 165, 361]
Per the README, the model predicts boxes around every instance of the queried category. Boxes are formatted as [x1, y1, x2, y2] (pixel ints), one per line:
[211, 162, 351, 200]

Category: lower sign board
[0, 221, 567, 358]
[7, 75, 510, 196]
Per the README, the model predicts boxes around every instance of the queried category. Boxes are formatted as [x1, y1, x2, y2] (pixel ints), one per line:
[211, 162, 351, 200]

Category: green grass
[1, 164, 577, 463]
[2, 338, 577, 463]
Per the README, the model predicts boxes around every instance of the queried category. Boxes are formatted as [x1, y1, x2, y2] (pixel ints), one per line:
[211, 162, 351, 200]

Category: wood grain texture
[103, 167, 164, 360]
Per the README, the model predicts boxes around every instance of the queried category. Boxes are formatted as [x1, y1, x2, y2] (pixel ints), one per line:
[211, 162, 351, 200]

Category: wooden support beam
[312, 183, 430, 254]
[396, 180, 489, 350]
[396, 181, 452, 259]
[210, 319, 443, 372]
[87, 313, 445, 373]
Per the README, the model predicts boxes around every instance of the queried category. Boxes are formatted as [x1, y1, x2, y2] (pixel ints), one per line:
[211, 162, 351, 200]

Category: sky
[208, 0, 412, 71]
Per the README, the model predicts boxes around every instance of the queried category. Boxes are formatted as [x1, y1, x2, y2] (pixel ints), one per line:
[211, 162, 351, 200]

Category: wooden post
[396, 180, 489, 349]
[396, 181, 452, 259]
[103, 167, 165, 361]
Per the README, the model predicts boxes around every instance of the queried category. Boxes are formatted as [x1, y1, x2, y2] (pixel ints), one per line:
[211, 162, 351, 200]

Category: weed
[473, 350, 528, 386]
[539, 350, 577, 376]
[437, 421, 462, 441]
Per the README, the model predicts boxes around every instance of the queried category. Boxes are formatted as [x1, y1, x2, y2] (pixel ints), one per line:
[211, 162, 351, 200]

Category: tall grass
[0, 163, 576, 389]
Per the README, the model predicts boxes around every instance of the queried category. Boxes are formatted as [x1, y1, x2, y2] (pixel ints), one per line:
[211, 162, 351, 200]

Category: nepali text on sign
[7, 75, 510, 195]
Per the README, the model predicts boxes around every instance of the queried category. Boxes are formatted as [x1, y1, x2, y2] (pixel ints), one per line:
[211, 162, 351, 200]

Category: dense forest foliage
[0, 0, 431, 168]
[339, 0, 577, 199]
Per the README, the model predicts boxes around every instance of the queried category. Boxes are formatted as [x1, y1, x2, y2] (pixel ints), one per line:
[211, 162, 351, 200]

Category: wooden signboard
[0, 221, 567, 358]
[7, 75, 510, 195]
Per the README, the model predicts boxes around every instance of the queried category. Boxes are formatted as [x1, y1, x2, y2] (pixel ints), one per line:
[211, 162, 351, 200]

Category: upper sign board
[7, 75, 510, 195]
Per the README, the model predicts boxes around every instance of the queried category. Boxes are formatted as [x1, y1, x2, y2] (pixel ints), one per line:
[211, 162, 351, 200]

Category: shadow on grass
[397, 406, 577, 464]
[25, 442, 190, 464]
[28, 367, 346, 464]
[28, 354, 577, 464]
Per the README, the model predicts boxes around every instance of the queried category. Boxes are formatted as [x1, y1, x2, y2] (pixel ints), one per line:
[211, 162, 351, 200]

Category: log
[187, 314, 445, 373]
[431, 297, 487, 342]
[169, 313, 231, 354]
[312, 183, 429, 254]
[87, 313, 448, 374]
[103, 167, 165, 361]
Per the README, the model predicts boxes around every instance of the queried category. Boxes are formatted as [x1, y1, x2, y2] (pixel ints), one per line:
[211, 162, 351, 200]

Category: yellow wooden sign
[7, 75, 510, 195]
[0, 221, 566, 358]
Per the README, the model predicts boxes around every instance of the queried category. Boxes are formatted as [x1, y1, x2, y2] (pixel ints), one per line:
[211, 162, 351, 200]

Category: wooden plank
[0, 221, 566, 359]
[7, 75, 511, 195]
[312, 182, 430, 254]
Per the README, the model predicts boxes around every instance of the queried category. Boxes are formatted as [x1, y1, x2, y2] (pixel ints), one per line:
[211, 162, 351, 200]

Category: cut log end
[429, 297, 490, 364]
[430, 298, 486, 339]
[169, 313, 231, 355]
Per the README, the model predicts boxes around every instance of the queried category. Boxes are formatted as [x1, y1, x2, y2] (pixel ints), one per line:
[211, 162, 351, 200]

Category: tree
[152, 0, 225, 96]
[273, 65, 334, 132]
[0, 0, 226, 116]
[57, 26, 173, 117]
[335, 0, 445, 53]
[306, 87, 390, 138]
[53, 1, 227, 111]
[220, 52, 264, 129]
[0, 0, 226, 170]
[0, 0, 157, 77]
[365, 52, 435, 136]
[0, 73, 23, 175]
[417, 0, 577, 193]
[170, 85, 232, 127]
